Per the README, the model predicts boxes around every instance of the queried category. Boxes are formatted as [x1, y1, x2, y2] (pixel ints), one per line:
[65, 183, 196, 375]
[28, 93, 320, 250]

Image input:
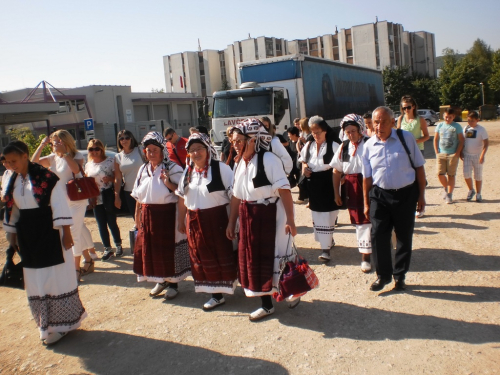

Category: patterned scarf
[339, 113, 366, 141]
[182, 133, 219, 193]
[4, 162, 59, 223]
[228, 118, 272, 153]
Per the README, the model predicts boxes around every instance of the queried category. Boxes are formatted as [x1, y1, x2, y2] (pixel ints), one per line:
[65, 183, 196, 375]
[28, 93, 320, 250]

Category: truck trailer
[211, 54, 384, 147]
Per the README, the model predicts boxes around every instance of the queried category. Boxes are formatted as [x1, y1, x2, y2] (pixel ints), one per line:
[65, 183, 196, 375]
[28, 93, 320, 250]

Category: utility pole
[479, 82, 485, 106]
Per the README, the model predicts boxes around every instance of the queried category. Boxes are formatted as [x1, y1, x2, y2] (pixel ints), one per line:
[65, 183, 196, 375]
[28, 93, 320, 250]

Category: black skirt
[306, 169, 342, 212]
[16, 206, 64, 269]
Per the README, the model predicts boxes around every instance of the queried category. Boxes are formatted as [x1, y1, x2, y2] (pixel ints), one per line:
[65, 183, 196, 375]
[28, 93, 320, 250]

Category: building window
[347, 49, 353, 57]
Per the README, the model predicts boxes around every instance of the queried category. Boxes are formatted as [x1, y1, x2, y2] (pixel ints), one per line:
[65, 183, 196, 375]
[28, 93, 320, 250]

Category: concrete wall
[352, 24, 377, 69]
[168, 53, 185, 93]
[224, 45, 238, 90]
[240, 39, 257, 62]
[376, 21, 391, 68]
[183, 52, 201, 95]
[203, 49, 222, 95]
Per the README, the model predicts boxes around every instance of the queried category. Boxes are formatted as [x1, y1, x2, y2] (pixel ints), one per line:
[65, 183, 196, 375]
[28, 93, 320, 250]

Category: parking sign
[84, 118, 94, 131]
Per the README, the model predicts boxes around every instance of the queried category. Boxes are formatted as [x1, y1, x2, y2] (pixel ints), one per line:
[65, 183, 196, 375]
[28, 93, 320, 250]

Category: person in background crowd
[221, 127, 237, 170]
[226, 119, 299, 322]
[362, 106, 426, 292]
[363, 112, 375, 137]
[331, 114, 372, 272]
[298, 117, 312, 153]
[176, 133, 237, 311]
[259, 117, 293, 174]
[32, 130, 94, 281]
[433, 108, 464, 204]
[293, 118, 301, 130]
[3, 140, 87, 346]
[85, 139, 123, 261]
[1, 155, 13, 200]
[397, 95, 429, 217]
[286, 127, 302, 189]
[299, 116, 341, 262]
[114, 130, 143, 218]
[189, 127, 200, 135]
[195, 125, 209, 135]
[164, 128, 188, 168]
[132, 132, 190, 300]
[461, 111, 489, 202]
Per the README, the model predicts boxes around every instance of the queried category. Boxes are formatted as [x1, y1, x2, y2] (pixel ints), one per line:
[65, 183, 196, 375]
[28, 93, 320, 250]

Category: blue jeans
[94, 188, 122, 248]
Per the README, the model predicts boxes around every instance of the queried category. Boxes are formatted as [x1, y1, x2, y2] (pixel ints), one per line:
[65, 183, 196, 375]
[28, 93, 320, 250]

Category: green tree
[220, 79, 231, 91]
[382, 65, 412, 109]
[411, 74, 440, 110]
[8, 128, 51, 157]
[439, 48, 460, 105]
[488, 49, 500, 104]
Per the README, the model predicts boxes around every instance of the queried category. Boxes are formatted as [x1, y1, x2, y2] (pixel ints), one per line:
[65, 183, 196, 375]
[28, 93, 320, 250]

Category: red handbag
[66, 164, 100, 201]
[273, 236, 319, 302]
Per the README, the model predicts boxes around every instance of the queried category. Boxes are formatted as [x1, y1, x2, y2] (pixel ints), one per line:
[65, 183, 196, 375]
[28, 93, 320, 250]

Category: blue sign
[84, 118, 94, 131]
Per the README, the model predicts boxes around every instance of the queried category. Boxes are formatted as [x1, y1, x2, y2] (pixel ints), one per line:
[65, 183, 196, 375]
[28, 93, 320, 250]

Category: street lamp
[479, 82, 485, 106]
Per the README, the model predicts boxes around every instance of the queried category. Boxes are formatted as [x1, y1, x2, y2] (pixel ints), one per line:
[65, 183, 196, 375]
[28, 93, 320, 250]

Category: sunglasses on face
[119, 136, 131, 141]
[402, 106, 413, 111]
[88, 147, 101, 152]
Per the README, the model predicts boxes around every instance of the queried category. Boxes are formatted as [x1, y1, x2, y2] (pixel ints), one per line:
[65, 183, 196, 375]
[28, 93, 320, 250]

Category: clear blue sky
[1, 0, 499, 93]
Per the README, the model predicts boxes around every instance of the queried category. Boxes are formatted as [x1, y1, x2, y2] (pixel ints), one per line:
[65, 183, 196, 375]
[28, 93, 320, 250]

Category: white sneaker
[416, 209, 425, 218]
[249, 307, 275, 321]
[318, 251, 331, 262]
[476, 193, 483, 202]
[441, 189, 448, 200]
[203, 297, 225, 311]
[361, 261, 372, 273]
[445, 193, 453, 204]
[43, 332, 67, 346]
[149, 282, 168, 297]
[466, 189, 476, 201]
[165, 287, 179, 300]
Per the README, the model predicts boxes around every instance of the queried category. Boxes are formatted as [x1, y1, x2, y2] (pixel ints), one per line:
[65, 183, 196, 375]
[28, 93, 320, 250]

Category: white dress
[300, 141, 341, 250]
[2, 175, 87, 340]
[131, 161, 190, 283]
[42, 152, 89, 257]
[233, 152, 292, 297]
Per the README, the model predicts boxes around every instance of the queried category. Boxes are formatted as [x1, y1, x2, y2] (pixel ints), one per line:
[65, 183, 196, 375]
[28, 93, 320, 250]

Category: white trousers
[356, 223, 372, 254]
[312, 210, 339, 250]
[68, 199, 89, 257]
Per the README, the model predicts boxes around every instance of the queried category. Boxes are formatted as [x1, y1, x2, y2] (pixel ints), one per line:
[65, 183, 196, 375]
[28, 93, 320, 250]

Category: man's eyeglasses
[88, 147, 101, 152]
[402, 106, 413, 111]
[119, 136, 131, 142]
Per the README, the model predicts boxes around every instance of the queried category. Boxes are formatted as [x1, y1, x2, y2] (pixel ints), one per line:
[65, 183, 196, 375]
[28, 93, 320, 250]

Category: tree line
[383, 39, 500, 111]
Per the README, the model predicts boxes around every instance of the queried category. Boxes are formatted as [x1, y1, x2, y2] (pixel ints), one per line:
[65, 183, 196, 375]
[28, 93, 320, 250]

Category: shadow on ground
[51, 330, 288, 375]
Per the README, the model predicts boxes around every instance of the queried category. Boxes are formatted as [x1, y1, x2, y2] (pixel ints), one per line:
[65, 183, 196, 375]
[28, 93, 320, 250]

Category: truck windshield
[213, 93, 272, 118]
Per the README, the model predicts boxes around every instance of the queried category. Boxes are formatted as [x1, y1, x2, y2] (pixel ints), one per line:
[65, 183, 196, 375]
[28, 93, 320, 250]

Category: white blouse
[3, 174, 73, 233]
[299, 141, 340, 172]
[85, 157, 115, 205]
[270, 137, 293, 174]
[233, 152, 290, 202]
[43, 152, 84, 184]
[131, 162, 184, 204]
[176, 162, 233, 210]
[329, 141, 366, 175]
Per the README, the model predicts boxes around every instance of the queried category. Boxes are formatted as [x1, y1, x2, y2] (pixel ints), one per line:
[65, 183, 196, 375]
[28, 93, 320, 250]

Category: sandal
[80, 260, 95, 276]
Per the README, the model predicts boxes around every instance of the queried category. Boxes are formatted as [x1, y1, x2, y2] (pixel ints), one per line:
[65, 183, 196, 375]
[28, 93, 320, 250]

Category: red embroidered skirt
[345, 173, 370, 225]
[187, 205, 237, 293]
[134, 203, 187, 279]
[238, 201, 277, 293]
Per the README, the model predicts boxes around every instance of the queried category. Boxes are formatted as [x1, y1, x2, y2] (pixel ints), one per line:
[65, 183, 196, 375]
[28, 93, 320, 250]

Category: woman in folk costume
[330, 114, 373, 273]
[131, 131, 191, 300]
[299, 116, 341, 262]
[176, 133, 237, 311]
[2, 141, 87, 346]
[226, 118, 298, 322]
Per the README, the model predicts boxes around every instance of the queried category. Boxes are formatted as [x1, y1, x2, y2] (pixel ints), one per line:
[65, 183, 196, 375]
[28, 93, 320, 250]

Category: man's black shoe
[394, 280, 406, 291]
[370, 277, 392, 291]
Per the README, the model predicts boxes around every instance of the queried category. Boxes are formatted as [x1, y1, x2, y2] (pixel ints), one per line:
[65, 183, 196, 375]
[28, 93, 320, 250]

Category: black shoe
[394, 280, 406, 291]
[370, 277, 392, 291]
[115, 245, 123, 257]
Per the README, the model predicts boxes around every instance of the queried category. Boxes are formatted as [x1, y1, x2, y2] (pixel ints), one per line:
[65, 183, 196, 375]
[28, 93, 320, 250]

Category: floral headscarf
[141, 131, 170, 163]
[339, 114, 366, 141]
[228, 118, 272, 153]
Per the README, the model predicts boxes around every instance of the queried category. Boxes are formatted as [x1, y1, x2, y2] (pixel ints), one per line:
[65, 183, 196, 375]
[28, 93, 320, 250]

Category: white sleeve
[131, 165, 146, 200]
[299, 141, 311, 164]
[50, 182, 74, 229]
[264, 152, 290, 193]
[271, 138, 293, 174]
[3, 204, 20, 233]
[175, 169, 189, 199]
[219, 162, 234, 199]
[329, 146, 343, 172]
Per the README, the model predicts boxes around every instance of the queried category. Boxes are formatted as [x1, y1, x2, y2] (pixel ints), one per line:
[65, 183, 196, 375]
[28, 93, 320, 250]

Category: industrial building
[0, 82, 202, 152]
[163, 20, 436, 100]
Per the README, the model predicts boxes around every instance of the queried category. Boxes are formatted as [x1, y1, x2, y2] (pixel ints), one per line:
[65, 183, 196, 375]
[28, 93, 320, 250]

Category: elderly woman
[331, 114, 372, 273]
[176, 133, 237, 310]
[299, 115, 341, 262]
[85, 139, 122, 260]
[3, 140, 86, 345]
[32, 130, 95, 280]
[114, 130, 143, 218]
[226, 118, 298, 322]
[132, 132, 191, 299]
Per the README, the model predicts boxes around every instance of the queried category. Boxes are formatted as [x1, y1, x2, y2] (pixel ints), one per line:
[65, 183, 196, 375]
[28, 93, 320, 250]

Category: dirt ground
[0, 121, 499, 375]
